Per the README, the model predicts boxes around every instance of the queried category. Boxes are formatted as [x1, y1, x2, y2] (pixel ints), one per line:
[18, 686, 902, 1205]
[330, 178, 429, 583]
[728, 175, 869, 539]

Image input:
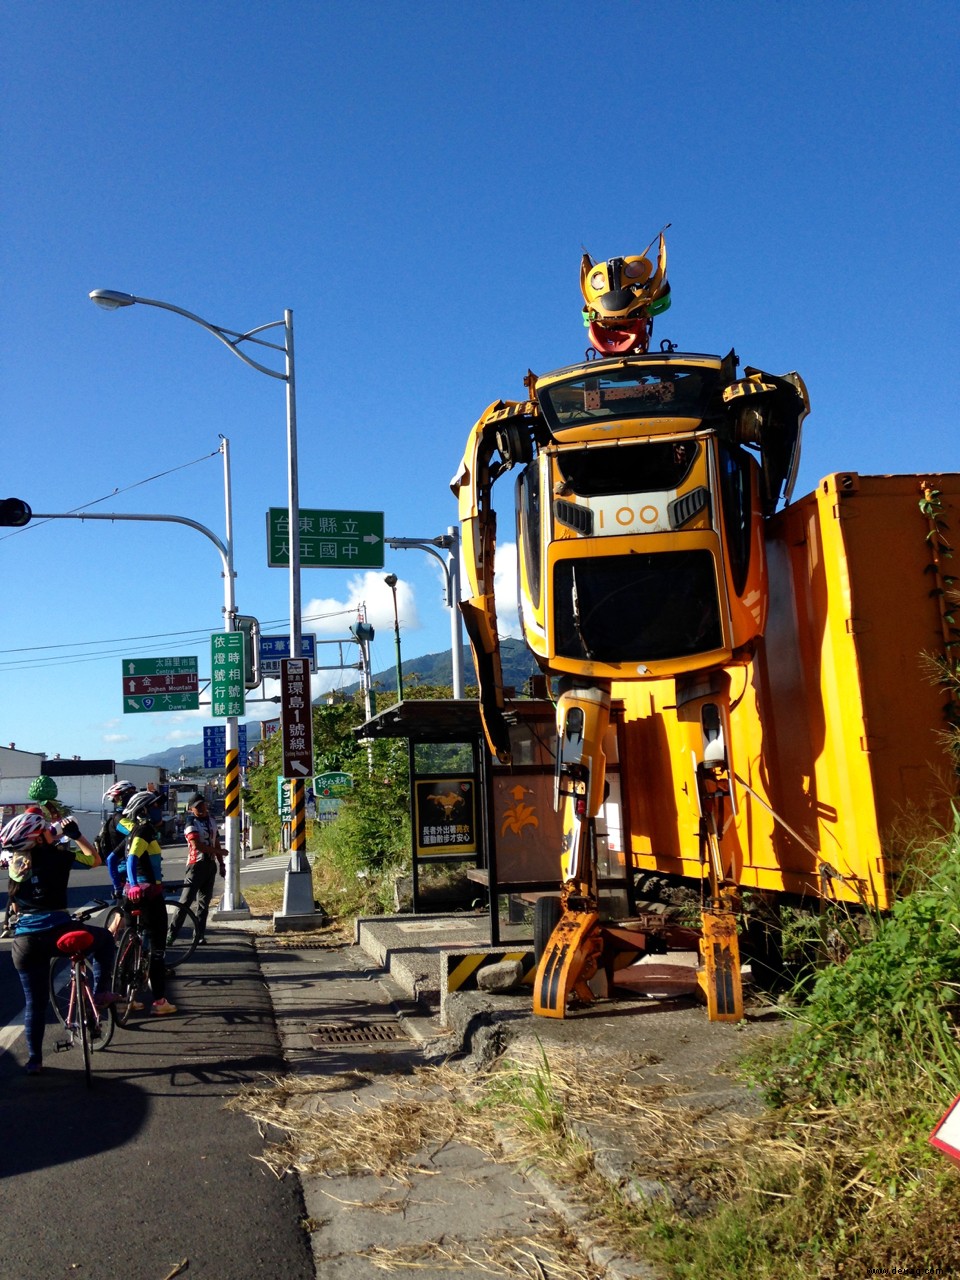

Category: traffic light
[236, 615, 261, 689]
[350, 621, 375, 644]
[0, 498, 31, 526]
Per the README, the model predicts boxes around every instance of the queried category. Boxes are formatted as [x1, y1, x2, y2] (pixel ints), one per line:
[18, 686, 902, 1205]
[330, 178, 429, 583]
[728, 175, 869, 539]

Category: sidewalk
[221, 907, 779, 1279]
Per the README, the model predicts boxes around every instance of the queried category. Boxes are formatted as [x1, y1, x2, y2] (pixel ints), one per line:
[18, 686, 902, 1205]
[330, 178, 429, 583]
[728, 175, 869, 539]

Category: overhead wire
[0, 448, 223, 543]
[0, 607, 362, 672]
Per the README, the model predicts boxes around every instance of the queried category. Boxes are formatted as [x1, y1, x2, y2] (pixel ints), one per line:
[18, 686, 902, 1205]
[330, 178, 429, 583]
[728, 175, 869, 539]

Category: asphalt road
[0, 849, 313, 1280]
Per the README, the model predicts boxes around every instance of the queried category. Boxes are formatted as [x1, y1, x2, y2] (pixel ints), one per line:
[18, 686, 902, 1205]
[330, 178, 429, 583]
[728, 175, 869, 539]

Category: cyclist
[120, 790, 177, 1016]
[97, 779, 137, 899]
[2, 806, 118, 1076]
[167, 793, 224, 949]
[2, 774, 62, 937]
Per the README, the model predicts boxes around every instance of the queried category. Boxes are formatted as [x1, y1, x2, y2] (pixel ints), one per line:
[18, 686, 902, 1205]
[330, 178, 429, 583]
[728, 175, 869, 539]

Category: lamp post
[37, 438, 247, 916]
[89, 289, 315, 922]
[384, 573, 404, 702]
[385, 526, 464, 698]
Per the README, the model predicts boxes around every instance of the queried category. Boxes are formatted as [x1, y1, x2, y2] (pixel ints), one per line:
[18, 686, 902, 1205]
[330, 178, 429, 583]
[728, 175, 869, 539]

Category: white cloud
[493, 541, 522, 639]
[301, 570, 421, 638]
[102, 733, 132, 744]
[163, 727, 208, 745]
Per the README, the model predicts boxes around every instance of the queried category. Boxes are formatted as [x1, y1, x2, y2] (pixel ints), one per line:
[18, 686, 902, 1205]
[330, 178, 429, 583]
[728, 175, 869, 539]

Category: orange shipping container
[615, 473, 960, 910]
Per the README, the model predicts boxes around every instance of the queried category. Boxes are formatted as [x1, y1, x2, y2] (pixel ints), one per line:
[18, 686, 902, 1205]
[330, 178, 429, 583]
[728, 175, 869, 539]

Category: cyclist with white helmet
[119, 790, 176, 1016]
[2, 795, 118, 1075]
[97, 780, 137, 896]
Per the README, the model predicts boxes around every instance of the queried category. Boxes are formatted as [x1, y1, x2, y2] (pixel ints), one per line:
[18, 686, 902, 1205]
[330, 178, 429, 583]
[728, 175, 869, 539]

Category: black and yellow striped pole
[288, 777, 307, 863]
[224, 748, 240, 823]
[220, 744, 249, 914]
[278, 657, 317, 923]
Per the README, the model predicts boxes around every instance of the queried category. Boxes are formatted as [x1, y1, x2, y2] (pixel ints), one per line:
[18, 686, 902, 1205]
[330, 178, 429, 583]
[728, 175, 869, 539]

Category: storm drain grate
[310, 1021, 405, 1046]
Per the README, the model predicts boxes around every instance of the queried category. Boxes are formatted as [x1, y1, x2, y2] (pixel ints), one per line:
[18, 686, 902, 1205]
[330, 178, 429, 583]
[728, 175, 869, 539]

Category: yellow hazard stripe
[289, 778, 307, 853]
[446, 951, 535, 991]
[224, 749, 240, 818]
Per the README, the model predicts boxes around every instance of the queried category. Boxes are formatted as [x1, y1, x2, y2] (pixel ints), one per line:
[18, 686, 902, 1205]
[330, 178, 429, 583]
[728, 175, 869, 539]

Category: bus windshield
[539, 365, 723, 433]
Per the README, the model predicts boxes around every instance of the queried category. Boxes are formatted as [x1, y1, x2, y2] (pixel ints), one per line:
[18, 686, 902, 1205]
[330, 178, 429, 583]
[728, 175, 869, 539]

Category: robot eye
[623, 260, 646, 279]
[589, 269, 606, 292]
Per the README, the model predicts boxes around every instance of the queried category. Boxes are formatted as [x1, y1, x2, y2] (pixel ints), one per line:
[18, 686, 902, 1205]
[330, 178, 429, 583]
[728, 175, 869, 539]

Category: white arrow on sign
[290, 760, 309, 775]
[363, 533, 380, 544]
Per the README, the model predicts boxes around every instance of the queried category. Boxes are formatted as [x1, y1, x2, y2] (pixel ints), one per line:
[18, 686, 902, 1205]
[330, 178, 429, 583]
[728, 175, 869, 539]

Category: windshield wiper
[570, 566, 594, 660]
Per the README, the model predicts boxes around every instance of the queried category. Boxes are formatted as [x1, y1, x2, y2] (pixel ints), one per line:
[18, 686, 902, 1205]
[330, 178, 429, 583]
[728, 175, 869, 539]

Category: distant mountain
[128, 639, 543, 767]
[351, 637, 541, 699]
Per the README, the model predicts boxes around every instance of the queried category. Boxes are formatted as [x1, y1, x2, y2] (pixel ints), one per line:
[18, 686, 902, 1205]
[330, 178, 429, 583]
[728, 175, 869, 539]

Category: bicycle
[102, 886, 199, 970]
[111, 891, 194, 1025]
[48, 906, 117, 1087]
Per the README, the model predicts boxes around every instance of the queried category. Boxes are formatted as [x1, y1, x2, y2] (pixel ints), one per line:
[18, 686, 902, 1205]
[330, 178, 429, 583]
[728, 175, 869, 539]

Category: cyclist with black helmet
[167, 793, 224, 949]
[2, 796, 118, 1076]
[119, 790, 177, 1016]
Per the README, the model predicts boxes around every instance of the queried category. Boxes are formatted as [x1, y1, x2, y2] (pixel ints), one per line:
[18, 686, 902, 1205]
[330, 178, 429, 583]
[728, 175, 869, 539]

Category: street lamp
[385, 526, 464, 699]
[88, 290, 303, 651]
[89, 288, 315, 922]
[384, 573, 404, 702]
[37, 441, 245, 913]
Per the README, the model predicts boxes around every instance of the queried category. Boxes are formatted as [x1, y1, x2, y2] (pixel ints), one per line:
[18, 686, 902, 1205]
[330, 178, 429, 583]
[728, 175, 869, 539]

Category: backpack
[6, 850, 33, 888]
[96, 813, 129, 861]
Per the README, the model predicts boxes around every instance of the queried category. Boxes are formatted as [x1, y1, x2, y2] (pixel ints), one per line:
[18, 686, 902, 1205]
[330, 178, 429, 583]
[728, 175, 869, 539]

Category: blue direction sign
[204, 724, 248, 769]
[259, 633, 317, 675]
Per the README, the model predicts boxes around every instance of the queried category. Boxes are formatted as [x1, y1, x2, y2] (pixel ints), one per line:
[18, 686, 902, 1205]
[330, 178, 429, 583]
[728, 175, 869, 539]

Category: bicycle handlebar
[71, 900, 112, 921]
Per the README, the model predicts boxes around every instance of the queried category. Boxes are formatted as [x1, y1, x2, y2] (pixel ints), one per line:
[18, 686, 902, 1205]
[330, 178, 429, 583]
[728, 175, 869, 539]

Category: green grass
[244, 814, 960, 1275]
[637, 824, 960, 1276]
[467, 828, 960, 1278]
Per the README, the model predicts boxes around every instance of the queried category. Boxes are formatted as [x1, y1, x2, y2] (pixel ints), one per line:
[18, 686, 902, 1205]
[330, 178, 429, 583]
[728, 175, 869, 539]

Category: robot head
[580, 232, 671, 355]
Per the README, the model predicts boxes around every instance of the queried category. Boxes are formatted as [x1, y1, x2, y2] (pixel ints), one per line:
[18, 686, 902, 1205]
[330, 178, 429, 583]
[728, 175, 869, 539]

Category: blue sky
[2, 1, 957, 764]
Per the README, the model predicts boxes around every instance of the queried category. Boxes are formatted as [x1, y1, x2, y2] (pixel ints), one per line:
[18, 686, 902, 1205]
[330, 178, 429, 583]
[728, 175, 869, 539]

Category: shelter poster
[414, 777, 477, 857]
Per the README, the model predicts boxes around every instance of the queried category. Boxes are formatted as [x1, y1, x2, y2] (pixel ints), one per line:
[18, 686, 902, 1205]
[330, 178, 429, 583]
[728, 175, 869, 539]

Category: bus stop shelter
[354, 698, 634, 945]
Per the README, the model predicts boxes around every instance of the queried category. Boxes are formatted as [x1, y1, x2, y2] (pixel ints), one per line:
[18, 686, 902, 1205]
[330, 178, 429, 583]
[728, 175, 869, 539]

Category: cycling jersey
[126, 823, 163, 887]
[184, 810, 222, 869]
[11, 840, 98, 934]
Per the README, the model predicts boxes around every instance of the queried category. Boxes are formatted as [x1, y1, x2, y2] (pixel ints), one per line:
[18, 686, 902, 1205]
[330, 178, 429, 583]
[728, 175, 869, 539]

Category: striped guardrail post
[289, 777, 307, 867]
[224, 748, 240, 822]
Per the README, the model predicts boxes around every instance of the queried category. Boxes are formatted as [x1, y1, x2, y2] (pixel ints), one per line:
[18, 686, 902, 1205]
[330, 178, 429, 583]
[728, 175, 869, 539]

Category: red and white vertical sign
[280, 658, 313, 778]
[930, 1094, 960, 1169]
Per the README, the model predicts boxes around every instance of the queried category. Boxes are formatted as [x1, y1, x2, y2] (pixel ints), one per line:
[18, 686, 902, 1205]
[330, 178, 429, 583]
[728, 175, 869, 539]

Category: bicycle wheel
[49, 954, 80, 1027]
[78, 974, 93, 1087]
[88, 994, 116, 1051]
[163, 897, 199, 968]
[113, 930, 144, 1027]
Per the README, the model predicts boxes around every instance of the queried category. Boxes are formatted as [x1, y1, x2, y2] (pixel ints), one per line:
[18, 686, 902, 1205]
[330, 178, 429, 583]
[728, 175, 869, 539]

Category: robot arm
[451, 399, 538, 763]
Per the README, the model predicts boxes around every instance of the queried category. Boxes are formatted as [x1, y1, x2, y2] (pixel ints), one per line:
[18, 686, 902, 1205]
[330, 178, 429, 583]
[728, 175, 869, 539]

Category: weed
[480, 1041, 565, 1139]
[753, 827, 960, 1106]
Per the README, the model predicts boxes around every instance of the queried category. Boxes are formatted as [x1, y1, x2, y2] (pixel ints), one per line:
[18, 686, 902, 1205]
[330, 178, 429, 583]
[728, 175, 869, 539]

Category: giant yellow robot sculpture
[452, 235, 809, 1020]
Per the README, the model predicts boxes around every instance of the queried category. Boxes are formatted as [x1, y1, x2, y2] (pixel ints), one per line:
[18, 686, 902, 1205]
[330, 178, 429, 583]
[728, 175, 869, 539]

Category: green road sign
[123, 656, 198, 678]
[122, 656, 199, 713]
[315, 771, 354, 798]
[124, 692, 199, 714]
[211, 631, 246, 717]
[266, 508, 384, 569]
[277, 777, 292, 819]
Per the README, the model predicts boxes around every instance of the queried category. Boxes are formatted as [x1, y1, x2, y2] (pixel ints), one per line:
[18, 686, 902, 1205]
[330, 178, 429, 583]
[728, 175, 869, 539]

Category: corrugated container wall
[615, 473, 960, 911]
